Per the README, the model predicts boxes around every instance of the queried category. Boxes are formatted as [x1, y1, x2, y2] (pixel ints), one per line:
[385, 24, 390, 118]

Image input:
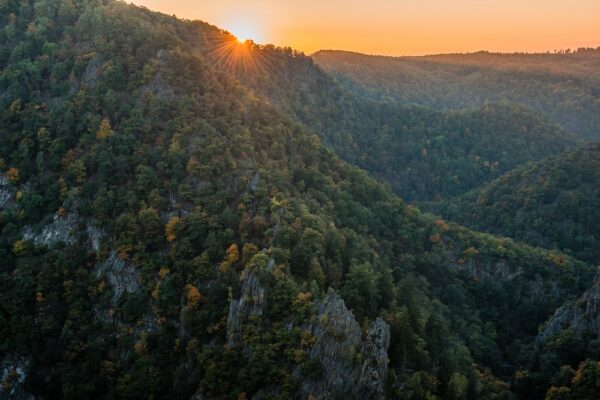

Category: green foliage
[313, 49, 600, 140]
[0, 1, 594, 399]
[434, 143, 600, 263]
[224, 46, 577, 202]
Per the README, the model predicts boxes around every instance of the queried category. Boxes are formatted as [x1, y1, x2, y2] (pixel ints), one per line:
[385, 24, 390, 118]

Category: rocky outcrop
[450, 257, 562, 301]
[224, 266, 390, 399]
[358, 318, 391, 399]
[248, 172, 260, 192]
[452, 259, 522, 282]
[0, 176, 14, 211]
[82, 56, 102, 87]
[140, 50, 176, 98]
[86, 223, 104, 252]
[301, 289, 390, 400]
[22, 213, 77, 246]
[0, 357, 34, 400]
[538, 270, 600, 341]
[94, 251, 140, 303]
[226, 266, 267, 348]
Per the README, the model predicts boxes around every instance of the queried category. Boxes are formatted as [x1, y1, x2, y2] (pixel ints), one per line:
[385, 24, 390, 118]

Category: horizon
[129, 0, 600, 56]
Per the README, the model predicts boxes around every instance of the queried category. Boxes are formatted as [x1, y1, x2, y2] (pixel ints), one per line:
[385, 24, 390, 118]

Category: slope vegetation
[216, 47, 578, 201]
[0, 1, 594, 399]
[433, 143, 600, 264]
[313, 49, 600, 140]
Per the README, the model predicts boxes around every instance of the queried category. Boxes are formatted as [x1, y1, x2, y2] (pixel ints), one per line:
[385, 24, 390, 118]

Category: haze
[129, 0, 600, 56]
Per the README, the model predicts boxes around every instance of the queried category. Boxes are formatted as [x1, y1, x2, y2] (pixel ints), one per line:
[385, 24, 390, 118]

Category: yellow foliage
[165, 216, 182, 243]
[293, 349, 306, 363]
[134, 338, 148, 354]
[169, 137, 181, 153]
[186, 157, 199, 175]
[463, 246, 479, 259]
[219, 260, 231, 275]
[220, 244, 240, 274]
[96, 117, 113, 139]
[58, 177, 68, 201]
[226, 244, 239, 264]
[159, 266, 170, 278]
[294, 292, 313, 307]
[272, 264, 286, 280]
[117, 245, 132, 260]
[300, 329, 317, 348]
[152, 283, 161, 300]
[12, 240, 27, 255]
[241, 243, 258, 265]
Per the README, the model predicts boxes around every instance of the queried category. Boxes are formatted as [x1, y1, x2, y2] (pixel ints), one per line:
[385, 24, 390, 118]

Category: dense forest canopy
[208, 44, 580, 202]
[313, 49, 600, 140]
[0, 1, 598, 400]
[431, 143, 600, 264]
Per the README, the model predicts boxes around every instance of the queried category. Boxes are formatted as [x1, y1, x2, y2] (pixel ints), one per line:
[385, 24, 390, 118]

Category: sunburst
[202, 28, 277, 76]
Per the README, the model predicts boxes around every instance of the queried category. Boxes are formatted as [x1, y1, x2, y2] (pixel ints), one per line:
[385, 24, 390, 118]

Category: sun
[225, 20, 263, 45]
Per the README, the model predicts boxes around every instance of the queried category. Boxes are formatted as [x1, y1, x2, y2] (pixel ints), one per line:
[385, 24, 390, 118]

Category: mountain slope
[0, 1, 595, 400]
[432, 143, 600, 264]
[313, 49, 600, 140]
[214, 46, 578, 201]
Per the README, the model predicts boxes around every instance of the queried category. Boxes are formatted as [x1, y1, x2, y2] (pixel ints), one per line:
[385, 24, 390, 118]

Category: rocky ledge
[538, 269, 600, 341]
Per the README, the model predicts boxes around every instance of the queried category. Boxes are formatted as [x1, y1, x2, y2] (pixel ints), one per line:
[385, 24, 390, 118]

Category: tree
[96, 117, 113, 139]
[341, 263, 379, 320]
[5, 167, 20, 183]
[165, 216, 183, 243]
[447, 372, 469, 400]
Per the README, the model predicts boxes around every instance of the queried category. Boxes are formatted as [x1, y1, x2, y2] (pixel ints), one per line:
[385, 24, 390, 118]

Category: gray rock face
[224, 271, 390, 399]
[0, 357, 34, 400]
[248, 172, 260, 192]
[452, 259, 522, 281]
[140, 50, 176, 98]
[451, 258, 561, 300]
[82, 57, 102, 87]
[301, 289, 390, 400]
[0, 176, 14, 211]
[94, 251, 141, 303]
[358, 318, 391, 399]
[86, 223, 104, 252]
[226, 268, 267, 348]
[22, 213, 77, 246]
[538, 270, 600, 341]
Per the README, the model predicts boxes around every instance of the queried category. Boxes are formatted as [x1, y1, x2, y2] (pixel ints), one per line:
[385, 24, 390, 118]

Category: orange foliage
[5, 167, 20, 183]
[186, 285, 203, 308]
[165, 216, 182, 243]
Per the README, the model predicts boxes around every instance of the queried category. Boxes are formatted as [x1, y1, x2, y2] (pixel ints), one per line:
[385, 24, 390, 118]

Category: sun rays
[203, 29, 278, 76]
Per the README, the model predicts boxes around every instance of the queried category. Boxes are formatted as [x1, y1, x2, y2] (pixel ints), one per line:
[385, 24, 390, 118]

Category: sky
[129, 0, 600, 56]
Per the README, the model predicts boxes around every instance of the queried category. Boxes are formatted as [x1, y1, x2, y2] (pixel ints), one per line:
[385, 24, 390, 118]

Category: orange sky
[129, 0, 600, 56]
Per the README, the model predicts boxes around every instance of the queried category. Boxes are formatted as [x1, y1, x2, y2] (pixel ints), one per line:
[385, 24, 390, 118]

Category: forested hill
[312, 49, 600, 140]
[192, 37, 579, 201]
[0, 1, 596, 400]
[431, 142, 600, 264]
